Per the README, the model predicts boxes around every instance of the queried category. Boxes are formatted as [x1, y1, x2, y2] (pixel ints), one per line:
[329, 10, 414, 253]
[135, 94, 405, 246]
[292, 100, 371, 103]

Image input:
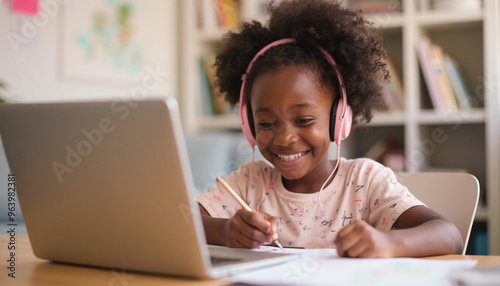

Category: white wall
[0, 0, 179, 225]
[0, 0, 178, 102]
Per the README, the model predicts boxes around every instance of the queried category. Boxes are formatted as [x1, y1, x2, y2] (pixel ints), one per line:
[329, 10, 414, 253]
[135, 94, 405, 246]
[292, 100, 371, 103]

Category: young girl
[196, 0, 463, 258]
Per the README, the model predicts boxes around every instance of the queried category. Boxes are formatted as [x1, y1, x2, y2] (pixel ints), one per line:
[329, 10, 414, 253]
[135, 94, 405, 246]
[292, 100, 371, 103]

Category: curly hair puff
[214, 0, 388, 125]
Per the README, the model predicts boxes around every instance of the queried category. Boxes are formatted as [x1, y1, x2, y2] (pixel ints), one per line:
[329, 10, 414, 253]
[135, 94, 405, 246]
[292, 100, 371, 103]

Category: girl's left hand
[334, 220, 395, 258]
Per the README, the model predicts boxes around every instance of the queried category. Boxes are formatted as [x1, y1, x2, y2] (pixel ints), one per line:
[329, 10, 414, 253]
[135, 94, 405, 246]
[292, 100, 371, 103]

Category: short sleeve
[364, 163, 426, 231]
[195, 160, 272, 218]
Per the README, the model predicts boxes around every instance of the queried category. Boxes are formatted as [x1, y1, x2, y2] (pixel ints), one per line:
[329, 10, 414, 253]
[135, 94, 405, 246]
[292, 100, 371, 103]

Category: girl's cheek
[256, 131, 273, 146]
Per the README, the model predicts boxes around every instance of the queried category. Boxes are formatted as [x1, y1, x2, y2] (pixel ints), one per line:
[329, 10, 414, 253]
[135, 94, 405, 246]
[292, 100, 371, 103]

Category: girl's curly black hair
[214, 0, 388, 125]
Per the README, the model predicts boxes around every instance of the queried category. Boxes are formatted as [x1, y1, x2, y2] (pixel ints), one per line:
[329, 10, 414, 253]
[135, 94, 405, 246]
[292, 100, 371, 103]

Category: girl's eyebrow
[254, 103, 318, 114]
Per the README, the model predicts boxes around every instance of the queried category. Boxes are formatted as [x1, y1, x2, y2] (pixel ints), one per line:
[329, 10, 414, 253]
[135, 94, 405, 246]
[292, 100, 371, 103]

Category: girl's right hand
[224, 209, 279, 248]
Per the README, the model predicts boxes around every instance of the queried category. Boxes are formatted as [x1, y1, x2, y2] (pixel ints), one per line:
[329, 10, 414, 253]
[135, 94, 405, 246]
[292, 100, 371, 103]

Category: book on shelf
[442, 54, 474, 109]
[217, 0, 239, 28]
[199, 55, 232, 116]
[430, 44, 459, 112]
[382, 57, 404, 111]
[197, 0, 240, 30]
[417, 36, 448, 112]
[417, 36, 473, 113]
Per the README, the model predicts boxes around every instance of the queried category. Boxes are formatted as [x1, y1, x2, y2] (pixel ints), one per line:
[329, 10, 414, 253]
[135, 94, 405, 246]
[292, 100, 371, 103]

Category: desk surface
[1, 235, 499, 286]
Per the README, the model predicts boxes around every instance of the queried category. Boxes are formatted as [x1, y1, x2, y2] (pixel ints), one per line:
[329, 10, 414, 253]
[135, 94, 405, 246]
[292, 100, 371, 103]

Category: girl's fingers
[228, 210, 274, 247]
[261, 213, 280, 240]
[335, 221, 366, 256]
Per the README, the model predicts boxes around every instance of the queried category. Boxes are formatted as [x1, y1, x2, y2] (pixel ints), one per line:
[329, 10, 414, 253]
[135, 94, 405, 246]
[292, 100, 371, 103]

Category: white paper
[449, 265, 500, 286]
[226, 247, 477, 286]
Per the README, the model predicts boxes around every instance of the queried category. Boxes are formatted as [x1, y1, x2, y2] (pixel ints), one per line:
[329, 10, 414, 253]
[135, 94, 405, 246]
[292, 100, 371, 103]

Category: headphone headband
[239, 38, 351, 147]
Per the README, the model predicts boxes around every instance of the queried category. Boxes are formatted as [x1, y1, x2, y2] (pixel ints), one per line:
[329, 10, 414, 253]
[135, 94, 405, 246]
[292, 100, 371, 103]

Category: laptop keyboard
[210, 256, 243, 266]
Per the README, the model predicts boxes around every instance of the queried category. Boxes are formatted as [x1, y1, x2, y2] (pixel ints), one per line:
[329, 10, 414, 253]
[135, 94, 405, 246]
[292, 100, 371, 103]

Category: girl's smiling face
[250, 65, 335, 192]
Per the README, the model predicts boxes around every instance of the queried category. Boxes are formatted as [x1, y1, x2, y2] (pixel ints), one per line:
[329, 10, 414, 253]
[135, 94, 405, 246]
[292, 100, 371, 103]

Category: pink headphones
[239, 38, 352, 147]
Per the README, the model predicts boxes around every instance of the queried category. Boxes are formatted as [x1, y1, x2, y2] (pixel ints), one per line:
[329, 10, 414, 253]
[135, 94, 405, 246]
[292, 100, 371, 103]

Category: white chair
[396, 172, 480, 255]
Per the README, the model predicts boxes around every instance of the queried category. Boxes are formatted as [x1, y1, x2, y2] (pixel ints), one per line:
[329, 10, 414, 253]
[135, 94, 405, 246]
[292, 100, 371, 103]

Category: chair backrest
[396, 172, 479, 255]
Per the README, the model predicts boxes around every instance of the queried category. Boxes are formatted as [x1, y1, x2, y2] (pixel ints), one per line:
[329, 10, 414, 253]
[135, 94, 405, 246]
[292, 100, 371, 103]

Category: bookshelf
[179, 0, 500, 254]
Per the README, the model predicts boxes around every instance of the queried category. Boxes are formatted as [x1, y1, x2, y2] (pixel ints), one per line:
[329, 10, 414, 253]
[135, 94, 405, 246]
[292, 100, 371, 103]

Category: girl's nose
[273, 124, 298, 146]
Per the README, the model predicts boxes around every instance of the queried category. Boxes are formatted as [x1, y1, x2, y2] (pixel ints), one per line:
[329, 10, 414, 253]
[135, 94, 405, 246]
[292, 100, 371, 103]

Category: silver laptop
[0, 97, 297, 278]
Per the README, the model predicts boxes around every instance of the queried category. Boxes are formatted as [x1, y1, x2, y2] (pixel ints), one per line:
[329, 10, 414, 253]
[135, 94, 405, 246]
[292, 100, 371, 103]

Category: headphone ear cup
[247, 104, 256, 139]
[330, 96, 353, 144]
[329, 96, 340, 142]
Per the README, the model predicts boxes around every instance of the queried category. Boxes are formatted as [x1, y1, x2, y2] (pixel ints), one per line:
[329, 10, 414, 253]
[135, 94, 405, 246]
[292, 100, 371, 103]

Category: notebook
[0, 97, 298, 278]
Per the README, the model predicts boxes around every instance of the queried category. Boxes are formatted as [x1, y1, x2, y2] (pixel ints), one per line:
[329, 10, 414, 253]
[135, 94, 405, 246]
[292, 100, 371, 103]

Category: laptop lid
[0, 98, 296, 278]
[0, 98, 219, 277]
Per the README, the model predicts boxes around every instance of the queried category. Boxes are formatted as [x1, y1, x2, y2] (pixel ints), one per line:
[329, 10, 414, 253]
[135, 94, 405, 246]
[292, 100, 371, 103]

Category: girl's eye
[258, 121, 274, 128]
[296, 117, 314, 125]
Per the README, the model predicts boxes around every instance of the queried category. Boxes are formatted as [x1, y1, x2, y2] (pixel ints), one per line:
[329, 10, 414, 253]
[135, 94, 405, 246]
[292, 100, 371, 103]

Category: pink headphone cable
[317, 143, 341, 214]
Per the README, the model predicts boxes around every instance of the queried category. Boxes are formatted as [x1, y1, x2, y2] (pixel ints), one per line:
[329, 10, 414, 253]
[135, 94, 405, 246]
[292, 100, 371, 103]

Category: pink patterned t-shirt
[196, 157, 424, 248]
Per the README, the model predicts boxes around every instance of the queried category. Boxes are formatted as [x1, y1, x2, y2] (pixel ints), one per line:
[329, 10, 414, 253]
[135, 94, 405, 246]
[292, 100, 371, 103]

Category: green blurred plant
[0, 80, 6, 103]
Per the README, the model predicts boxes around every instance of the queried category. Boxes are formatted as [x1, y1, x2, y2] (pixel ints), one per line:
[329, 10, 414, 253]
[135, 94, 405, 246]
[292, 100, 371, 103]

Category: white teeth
[277, 152, 305, 161]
